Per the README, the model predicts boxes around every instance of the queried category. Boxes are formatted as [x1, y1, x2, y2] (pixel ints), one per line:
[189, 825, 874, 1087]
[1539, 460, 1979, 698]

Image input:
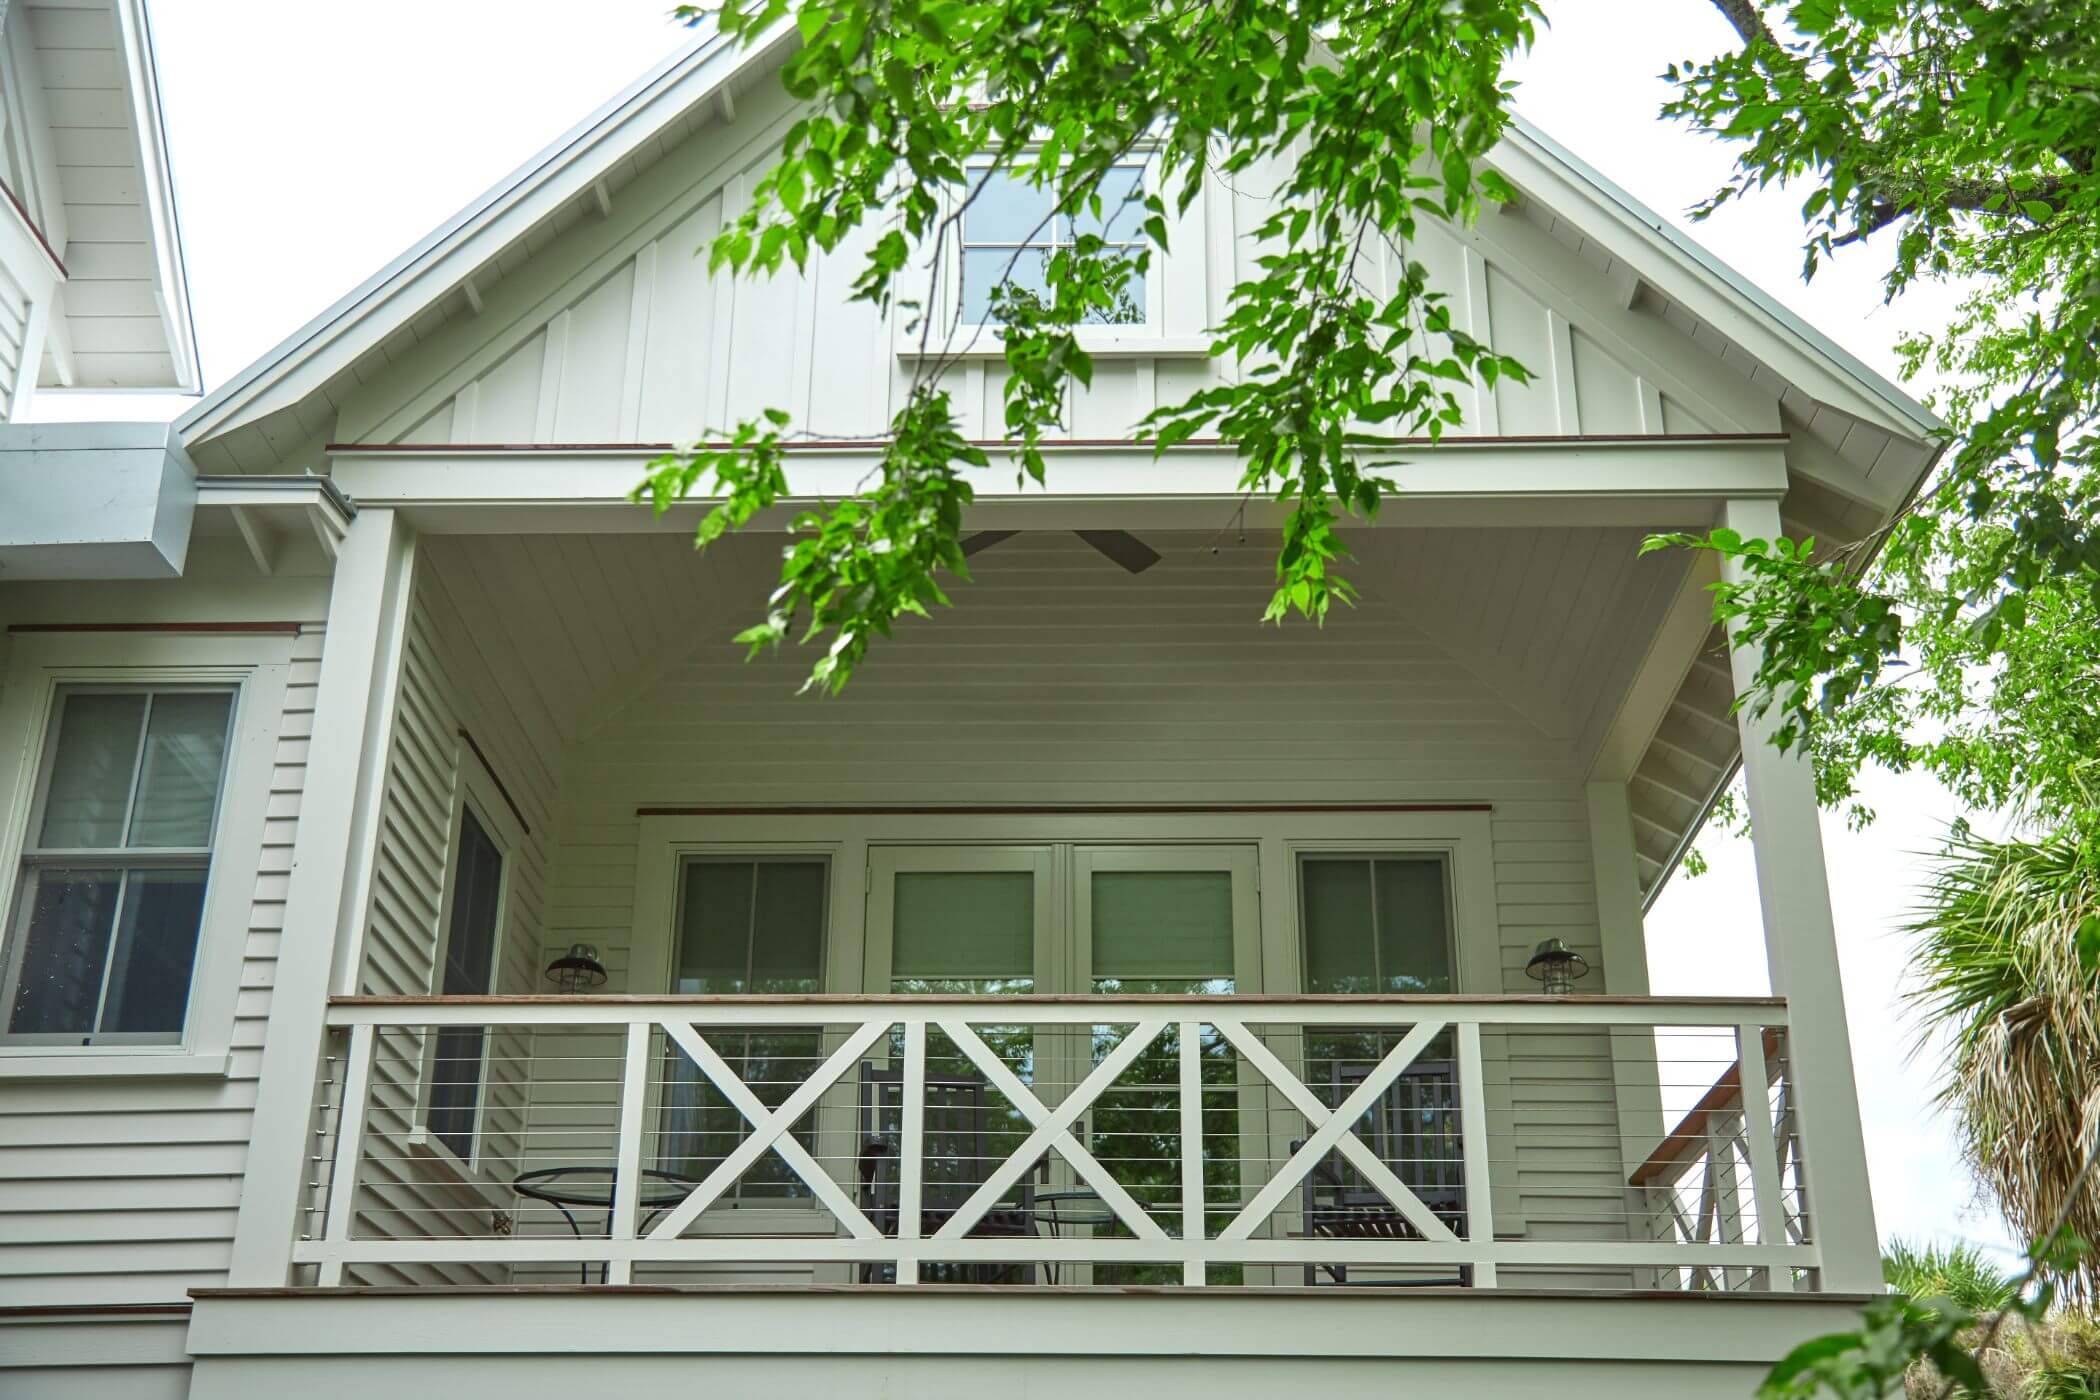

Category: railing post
[1456, 1022, 1497, 1288]
[1721, 496, 1881, 1291]
[605, 1020, 651, 1285]
[1735, 1023, 1794, 1291]
[896, 1018, 925, 1285]
[1179, 1020, 1206, 1286]
[314, 1022, 375, 1288]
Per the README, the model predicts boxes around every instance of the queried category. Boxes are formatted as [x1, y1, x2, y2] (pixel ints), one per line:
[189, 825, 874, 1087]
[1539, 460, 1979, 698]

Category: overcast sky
[67, 0, 2010, 1261]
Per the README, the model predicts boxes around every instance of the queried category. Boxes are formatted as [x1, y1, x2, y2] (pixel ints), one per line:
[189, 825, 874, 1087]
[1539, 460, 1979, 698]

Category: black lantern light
[543, 943, 609, 992]
[1524, 937, 1589, 995]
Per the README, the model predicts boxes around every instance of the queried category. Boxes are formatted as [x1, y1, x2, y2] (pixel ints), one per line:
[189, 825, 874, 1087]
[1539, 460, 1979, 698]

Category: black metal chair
[1295, 1049, 1470, 1287]
[856, 1059, 1041, 1284]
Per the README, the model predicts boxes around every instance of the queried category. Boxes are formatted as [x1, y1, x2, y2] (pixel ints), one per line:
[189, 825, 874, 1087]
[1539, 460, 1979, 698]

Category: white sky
[64, 0, 2012, 1261]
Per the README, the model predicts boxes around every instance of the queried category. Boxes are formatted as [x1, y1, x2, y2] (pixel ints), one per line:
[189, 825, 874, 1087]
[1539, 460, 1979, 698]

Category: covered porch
[249, 507, 1863, 1298]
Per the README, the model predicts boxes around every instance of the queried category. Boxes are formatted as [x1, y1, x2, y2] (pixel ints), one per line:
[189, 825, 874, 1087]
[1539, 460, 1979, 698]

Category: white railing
[298, 995, 1818, 1291]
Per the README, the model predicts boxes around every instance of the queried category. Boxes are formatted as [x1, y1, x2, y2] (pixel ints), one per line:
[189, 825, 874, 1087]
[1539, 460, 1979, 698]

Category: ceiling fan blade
[1074, 529, 1162, 575]
[960, 530, 1019, 558]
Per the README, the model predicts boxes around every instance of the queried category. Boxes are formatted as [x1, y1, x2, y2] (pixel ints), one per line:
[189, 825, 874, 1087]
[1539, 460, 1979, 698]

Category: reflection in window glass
[959, 163, 1148, 326]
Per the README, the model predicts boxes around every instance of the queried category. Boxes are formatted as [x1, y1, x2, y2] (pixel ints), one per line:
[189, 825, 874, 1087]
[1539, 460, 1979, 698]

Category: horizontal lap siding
[346, 569, 557, 1285]
[0, 625, 322, 1306]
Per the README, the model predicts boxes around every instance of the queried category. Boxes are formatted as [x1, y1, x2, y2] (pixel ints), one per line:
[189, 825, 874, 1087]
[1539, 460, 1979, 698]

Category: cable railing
[296, 995, 1818, 1292]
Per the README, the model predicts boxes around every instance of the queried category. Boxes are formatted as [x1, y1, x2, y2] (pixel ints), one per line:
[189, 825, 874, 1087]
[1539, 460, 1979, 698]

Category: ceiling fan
[961, 529, 1162, 574]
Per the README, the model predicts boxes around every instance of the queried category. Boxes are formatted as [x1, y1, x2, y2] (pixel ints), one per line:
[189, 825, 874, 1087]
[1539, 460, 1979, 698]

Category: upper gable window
[959, 163, 1149, 328]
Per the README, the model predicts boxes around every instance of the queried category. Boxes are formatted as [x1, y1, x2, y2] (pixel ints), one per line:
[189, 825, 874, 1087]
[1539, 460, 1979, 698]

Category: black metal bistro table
[511, 1165, 704, 1284]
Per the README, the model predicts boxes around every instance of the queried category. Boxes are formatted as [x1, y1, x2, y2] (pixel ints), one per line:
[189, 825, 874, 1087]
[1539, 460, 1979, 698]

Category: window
[959, 163, 1148, 327]
[3, 687, 234, 1044]
[659, 857, 827, 1199]
[1299, 854, 1454, 993]
[428, 804, 505, 1162]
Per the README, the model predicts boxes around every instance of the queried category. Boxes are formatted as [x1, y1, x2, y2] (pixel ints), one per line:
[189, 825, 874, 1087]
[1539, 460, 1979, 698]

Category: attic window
[959, 163, 1148, 327]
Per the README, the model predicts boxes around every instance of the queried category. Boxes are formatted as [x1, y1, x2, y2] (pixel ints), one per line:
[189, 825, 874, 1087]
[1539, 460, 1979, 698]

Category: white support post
[1720, 496, 1881, 1293]
[1456, 1023, 1498, 1288]
[1178, 1020, 1206, 1286]
[897, 1020, 926, 1285]
[226, 509, 414, 1285]
[606, 1022, 652, 1286]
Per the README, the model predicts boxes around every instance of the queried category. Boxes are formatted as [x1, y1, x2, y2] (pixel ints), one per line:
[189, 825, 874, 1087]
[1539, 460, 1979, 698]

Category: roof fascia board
[114, 0, 201, 393]
[1492, 117, 1941, 443]
[176, 22, 788, 448]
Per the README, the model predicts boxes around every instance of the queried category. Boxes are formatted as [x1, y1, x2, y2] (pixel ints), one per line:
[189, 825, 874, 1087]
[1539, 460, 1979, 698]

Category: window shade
[676, 859, 826, 994]
[1091, 870, 1234, 979]
[890, 871, 1033, 979]
[1301, 855, 1452, 994]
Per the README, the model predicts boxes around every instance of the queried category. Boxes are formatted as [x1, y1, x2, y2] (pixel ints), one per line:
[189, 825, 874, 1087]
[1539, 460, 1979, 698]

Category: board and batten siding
[339, 71, 1770, 457]
[0, 555, 327, 1309]
[342, 563, 558, 1284]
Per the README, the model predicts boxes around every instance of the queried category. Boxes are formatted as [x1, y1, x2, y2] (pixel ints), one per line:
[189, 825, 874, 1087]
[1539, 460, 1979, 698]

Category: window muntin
[1299, 854, 1455, 994]
[4, 687, 234, 1044]
[428, 803, 506, 1162]
[660, 857, 828, 1200]
[959, 163, 1148, 327]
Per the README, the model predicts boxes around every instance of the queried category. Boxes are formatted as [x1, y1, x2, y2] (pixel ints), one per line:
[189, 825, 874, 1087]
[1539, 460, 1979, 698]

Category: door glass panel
[1090, 870, 1234, 994]
[661, 858, 828, 1199]
[891, 871, 1034, 994]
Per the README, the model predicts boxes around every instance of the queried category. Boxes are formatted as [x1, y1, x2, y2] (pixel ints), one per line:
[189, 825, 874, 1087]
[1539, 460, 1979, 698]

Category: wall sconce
[543, 943, 608, 992]
[1524, 937, 1590, 996]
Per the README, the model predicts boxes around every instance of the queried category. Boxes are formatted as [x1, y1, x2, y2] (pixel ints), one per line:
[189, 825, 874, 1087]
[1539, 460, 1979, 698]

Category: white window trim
[408, 740, 522, 1180]
[0, 632, 294, 1079]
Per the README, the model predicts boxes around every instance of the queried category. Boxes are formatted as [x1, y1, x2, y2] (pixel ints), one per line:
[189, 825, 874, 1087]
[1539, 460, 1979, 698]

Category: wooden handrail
[1629, 1028, 1785, 1188]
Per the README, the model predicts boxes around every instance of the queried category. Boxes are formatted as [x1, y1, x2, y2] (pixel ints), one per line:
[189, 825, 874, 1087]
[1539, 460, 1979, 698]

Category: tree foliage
[641, 0, 1534, 691]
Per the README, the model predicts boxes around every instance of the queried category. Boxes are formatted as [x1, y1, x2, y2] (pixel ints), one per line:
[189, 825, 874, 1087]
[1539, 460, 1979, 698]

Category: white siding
[0, 551, 326, 1306]
[345, 563, 559, 1284]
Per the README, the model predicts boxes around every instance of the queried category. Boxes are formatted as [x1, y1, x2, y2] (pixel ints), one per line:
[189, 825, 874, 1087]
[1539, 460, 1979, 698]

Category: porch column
[1718, 497, 1880, 1293]
[1586, 782, 1669, 1190]
[226, 508, 416, 1285]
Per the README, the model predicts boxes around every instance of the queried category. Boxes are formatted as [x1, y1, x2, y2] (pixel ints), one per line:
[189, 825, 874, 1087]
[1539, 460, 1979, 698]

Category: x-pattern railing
[301, 995, 1818, 1291]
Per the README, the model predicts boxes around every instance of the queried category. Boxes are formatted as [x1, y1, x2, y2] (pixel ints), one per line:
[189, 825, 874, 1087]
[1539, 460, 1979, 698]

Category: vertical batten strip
[897, 1018, 926, 1285]
[1179, 1020, 1206, 1285]
[1734, 1023, 1794, 1292]
[1456, 1022, 1498, 1288]
[533, 309, 571, 443]
[1547, 309, 1581, 434]
[617, 245, 658, 440]
[315, 1023, 376, 1287]
[1461, 247, 1500, 434]
[1637, 376, 1665, 435]
[605, 1020, 652, 1285]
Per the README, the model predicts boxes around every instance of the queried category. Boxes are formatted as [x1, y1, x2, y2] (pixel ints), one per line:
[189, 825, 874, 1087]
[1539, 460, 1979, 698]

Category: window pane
[429, 1025, 486, 1160]
[1374, 858, 1453, 993]
[1091, 870, 1234, 987]
[891, 871, 1033, 984]
[963, 168, 1053, 244]
[7, 868, 123, 1035]
[1301, 856, 1452, 994]
[676, 861, 755, 993]
[1070, 165, 1146, 243]
[960, 246, 1047, 325]
[440, 807, 503, 995]
[99, 868, 208, 1034]
[749, 861, 826, 993]
[38, 693, 146, 849]
[129, 692, 232, 848]
[1302, 859, 1376, 993]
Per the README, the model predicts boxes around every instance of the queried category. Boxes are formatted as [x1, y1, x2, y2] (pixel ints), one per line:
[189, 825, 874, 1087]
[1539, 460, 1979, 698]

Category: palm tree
[1906, 826, 2100, 1305]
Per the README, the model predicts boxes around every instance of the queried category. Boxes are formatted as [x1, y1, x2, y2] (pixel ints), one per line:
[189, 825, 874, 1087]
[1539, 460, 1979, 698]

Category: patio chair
[1294, 1050, 1471, 1287]
[856, 1059, 1042, 1284]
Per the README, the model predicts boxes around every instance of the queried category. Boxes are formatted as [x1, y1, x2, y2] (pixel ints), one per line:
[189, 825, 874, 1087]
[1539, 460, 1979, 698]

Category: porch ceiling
[416, 523, 1691, 760]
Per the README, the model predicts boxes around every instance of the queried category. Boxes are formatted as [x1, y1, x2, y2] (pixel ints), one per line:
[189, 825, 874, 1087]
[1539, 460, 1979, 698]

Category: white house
[0, 20, 1943, 1400]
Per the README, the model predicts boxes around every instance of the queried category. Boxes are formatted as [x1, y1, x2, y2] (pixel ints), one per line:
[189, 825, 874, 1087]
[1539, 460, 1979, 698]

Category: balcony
[293, 993, 1817, 1294]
